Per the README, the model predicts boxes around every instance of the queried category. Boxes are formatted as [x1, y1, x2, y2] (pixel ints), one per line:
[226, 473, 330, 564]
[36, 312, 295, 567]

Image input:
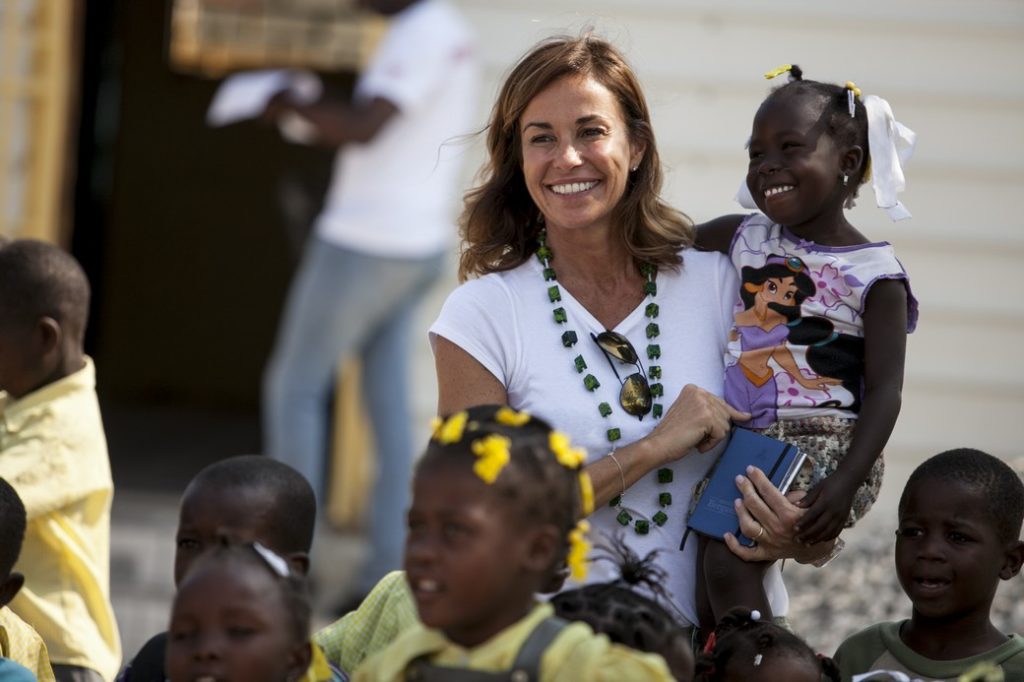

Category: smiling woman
[428, 35, 811, 629]
[519, 75, 643, 236]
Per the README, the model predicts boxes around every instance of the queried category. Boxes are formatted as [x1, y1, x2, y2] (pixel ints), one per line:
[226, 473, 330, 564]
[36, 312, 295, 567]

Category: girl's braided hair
[764, 64, 871, 196]
[180, 541, 311, 644]
[693, 607, 839, 681]
[422, 405, 586, 581]
[550, 535, 683, 656]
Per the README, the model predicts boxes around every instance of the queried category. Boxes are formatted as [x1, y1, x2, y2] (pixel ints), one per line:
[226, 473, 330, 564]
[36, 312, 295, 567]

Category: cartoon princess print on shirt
[724, 255, 843, 428]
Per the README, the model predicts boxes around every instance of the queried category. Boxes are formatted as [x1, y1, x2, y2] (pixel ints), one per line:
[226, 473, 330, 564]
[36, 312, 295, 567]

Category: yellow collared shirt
[351, 602, 674, 682]
[315, 570, 419, 676]
[0, 607, 55, 681]
[0, 359, 121, 681]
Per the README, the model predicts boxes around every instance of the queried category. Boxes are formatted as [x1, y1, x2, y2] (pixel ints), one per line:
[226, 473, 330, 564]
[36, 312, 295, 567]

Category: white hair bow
[864, 94, 916, 221]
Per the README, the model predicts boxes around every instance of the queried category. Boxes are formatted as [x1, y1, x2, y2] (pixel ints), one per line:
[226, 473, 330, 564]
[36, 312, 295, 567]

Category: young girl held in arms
[352, 405, 676, 681]
[694, 65, 919, 628]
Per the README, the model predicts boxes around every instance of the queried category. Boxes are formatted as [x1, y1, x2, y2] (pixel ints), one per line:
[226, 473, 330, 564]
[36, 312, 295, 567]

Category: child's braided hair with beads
[763, 64, 870, 200]
[693, 606, 840, 681]
[550, 536, 693, 678]
[426, 405, 594, 583]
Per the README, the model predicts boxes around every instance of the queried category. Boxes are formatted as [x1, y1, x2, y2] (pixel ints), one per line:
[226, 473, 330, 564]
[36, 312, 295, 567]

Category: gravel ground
[784, 518, 1024, 656]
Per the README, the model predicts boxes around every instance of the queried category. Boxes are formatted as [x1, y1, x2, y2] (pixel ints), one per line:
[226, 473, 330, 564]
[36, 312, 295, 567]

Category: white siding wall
[425, 1, 1024, 505]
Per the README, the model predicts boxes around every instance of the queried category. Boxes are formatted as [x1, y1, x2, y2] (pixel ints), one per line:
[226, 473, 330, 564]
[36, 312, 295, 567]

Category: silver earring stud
[631, 165, 639, 172]
[842, 174, 849, 186]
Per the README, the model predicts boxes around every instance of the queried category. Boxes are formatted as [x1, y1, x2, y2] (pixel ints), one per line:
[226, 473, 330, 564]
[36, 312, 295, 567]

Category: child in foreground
[0, 477, 54, 680]
[118, 455, 340, 682]
[693, 64, 918, 629]
[0, 240, 120, 681]
[694, 607, 839, 681]
[834, 448, 1024, 681]
[318, 543, 695, 679]
[165, 542, 313, 682]
[352, 405, 675, 681]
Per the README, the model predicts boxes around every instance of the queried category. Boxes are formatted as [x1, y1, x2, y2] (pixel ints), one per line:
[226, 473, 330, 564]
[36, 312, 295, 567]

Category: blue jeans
[263, 237, 445, 592]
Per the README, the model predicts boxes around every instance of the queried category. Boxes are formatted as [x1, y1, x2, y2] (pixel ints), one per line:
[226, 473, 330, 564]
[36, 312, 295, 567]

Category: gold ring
[754, 525, 765, 540]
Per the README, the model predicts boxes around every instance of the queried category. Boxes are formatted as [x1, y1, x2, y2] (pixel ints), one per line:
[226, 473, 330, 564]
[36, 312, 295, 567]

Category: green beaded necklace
[536, 229, 675, 535]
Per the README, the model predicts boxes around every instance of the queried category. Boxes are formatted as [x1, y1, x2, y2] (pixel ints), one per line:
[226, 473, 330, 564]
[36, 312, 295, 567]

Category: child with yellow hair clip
[352, 405, 675, 681]
[694, 63, 919, 634]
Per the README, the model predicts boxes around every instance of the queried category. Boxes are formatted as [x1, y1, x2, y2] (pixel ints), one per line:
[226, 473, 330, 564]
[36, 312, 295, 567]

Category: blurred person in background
[260, 0, 479, 606]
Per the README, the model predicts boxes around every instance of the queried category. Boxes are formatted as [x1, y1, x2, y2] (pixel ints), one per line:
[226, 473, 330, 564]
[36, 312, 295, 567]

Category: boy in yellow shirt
[0, 240, 120, 681]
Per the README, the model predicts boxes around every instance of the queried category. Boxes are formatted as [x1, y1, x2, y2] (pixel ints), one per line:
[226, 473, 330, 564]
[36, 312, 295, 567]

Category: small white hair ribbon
[735, 178, 759, 210]
[864, 94, 916, 221]
[735, 141, 759, 209]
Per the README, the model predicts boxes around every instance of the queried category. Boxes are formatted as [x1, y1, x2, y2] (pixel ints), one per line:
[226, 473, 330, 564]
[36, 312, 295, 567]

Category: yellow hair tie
[495, 406, 531, 427]
[549, 431, 586, 469]
[764, 64, 793, 80]
[578, 471, 595, 516]
[470, 434, 511, 484]
[567, 520, 591, 581]
[845, 81, 862, 98]
[433, 411, 468, 444]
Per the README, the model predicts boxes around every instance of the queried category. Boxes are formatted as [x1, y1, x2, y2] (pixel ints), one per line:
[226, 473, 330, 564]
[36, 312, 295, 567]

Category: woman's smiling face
[519, 74, 644, 236]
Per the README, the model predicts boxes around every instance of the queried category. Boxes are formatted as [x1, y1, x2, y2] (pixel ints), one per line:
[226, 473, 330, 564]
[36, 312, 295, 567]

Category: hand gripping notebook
[682, 427, 807, 548]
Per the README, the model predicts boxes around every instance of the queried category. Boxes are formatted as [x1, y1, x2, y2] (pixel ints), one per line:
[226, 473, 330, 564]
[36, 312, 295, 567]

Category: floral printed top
[724, 214, 918, 424]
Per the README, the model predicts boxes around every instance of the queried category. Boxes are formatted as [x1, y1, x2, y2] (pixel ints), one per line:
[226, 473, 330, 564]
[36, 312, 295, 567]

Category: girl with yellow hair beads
[352, 405, 676, 681]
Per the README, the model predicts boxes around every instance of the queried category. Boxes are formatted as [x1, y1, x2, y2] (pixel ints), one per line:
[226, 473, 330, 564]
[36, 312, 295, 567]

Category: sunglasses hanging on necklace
[592, 331, 652, 419]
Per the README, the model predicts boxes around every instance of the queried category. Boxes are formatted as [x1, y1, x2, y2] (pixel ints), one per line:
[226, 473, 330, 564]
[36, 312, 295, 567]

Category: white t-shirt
[314, 0, 479, 257]
[429, 249, 790, 625]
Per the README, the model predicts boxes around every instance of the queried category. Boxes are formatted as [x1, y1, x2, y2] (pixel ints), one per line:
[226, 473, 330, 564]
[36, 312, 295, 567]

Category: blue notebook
[683, 428, 807, 548]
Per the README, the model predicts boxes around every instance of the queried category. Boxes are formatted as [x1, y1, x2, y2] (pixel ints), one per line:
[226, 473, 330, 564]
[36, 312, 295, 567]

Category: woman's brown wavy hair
[458, 34, 693, 282]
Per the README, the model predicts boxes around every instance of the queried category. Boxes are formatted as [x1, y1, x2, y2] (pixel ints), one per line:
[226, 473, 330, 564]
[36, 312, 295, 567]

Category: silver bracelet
[607, 449, 625, 501]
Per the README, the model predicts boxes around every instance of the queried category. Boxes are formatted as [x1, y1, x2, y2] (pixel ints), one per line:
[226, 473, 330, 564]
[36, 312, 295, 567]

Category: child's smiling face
[404, 462, 554, 648]
[896, 477, 1019, 623]
[745, 94, 849, 238]
[165, 560, 309, 682]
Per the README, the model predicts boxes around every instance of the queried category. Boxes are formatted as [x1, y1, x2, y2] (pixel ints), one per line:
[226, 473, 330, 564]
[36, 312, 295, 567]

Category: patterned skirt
[755, 415, 883, 527]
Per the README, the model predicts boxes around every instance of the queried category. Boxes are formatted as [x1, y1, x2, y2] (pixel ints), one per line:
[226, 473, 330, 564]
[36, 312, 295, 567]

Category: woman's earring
[842, 174, 849, 186]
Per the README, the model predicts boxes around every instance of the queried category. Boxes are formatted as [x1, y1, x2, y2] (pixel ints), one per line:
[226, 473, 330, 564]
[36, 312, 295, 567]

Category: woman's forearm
[584, 384, 745, 510]
[584, 438, 662, 508]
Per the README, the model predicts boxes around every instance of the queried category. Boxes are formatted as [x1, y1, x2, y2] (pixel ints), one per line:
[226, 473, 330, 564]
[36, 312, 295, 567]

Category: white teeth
[416, 579, 439, 593]
[764, 185, 794, 198]
[551, 181, 598, 195]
